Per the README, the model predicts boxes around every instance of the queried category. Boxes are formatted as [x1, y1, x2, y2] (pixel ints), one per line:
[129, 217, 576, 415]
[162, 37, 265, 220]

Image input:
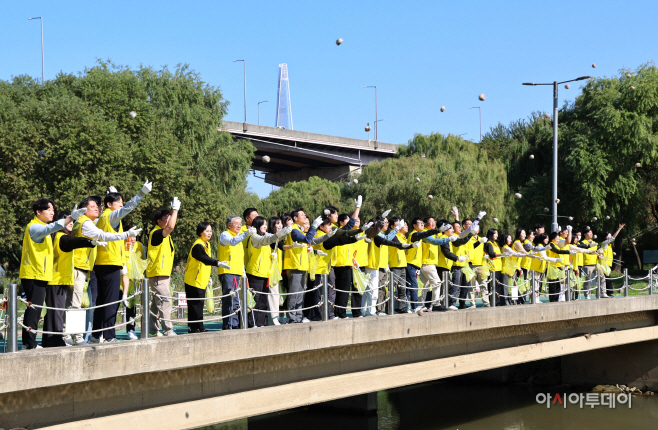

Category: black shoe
[432, 306, 448, 312]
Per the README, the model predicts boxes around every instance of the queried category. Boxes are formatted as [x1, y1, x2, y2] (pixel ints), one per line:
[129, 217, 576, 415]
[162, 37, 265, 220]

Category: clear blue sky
[3, 1, 655, 197]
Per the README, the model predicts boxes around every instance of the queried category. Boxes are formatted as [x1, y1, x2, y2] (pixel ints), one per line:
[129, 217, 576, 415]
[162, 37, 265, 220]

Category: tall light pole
[257, 100, 269, 126]
[29, 17, 44, 84]
[523, 75, 591, 233]
[233, 60, 246, 123]
[469, 107, 481, 143]
[365, 86, 377, 141]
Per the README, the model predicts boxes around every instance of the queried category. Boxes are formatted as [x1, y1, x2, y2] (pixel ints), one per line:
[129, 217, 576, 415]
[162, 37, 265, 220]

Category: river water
[196, 378, 658, 430]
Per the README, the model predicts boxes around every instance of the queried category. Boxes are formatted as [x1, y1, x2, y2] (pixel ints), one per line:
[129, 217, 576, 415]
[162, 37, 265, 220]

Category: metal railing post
[491, 273, 496, 308]
[566, 269, 571, 302]
[7, 283, 18, 352]
[596, 271, 601, 299]
[388, 272, 395, 316]
[241, 276, 249, 329]
[322, 274, 329, 321]
[624, 268, 629, 298]
[650, 269, 654, 296]
[531, 271, 536, 304]
[141, 279, 150, 339]
[443, 271, 450, 309]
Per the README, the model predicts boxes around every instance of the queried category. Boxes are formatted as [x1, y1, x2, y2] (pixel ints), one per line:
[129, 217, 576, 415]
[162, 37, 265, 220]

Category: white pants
[420, 265, 442, 307]
[364, 268, 379, 316]
[267, 281, 280, 323]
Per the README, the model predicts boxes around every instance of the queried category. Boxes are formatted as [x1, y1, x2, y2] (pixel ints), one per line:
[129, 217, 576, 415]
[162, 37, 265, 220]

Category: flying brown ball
[336, 38, 343, 46]
[565, 84, 570, 89]
[440, 106, 446, 112]
[427, 194, 433, 199]
[514, 193, 522, 199]
[478, 94, 486, 101]
[631, 86, 636, 91]
[129, 111, 137, 119]
[636, 162, 642, 168]
[555, 199, 560, 204]
[544, 113, 550, 118]
[544, 207, 549, 212]
[493, 217, 499, 223]
[365, 125, 371, 132]
[529, 154, 535, 159]
[627, 73, 632, 79]
[592, 63, 597, 68]
[262, 155, 270, 163]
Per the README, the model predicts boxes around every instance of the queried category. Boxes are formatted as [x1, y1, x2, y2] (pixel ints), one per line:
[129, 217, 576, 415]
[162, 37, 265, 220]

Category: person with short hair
[20, 198, 85, 349]
[146, 198, 181, 337]
[219, 215, 254, 329]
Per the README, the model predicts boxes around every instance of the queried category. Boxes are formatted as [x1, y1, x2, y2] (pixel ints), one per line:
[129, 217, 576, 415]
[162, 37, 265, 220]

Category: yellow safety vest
[421, 229, 440, 266]
[530, 248, 547, 273]
[246, 236, 272, 278]
[284, 224, 309, 271]
[95, 208, 124, 266]
[218, 230, 245, 276]
[546, 242, 568, 268]
[470, 236, 484, 266]
[501, 245, 519, 276]
[406, 231, 424, 267]
[378, 233, 390, 269]
[603, 246, 613, 267]
[388, 233, 407, 268]
[451, 239, 468, 268]
[313, 231, 332, 275]
[520, 239, 532, 270]
[73, 215, 97, 271]
[489, 242, 502, 271]
[184, 238, 212, 289]
[509, 240, 523, 267]
[20, 217, 54, 281]
[50, 231, 75, 286]
[333, 241, 353, 268]
[437, 233, 454, 270]
[581, 239, 598, 265]
[353, 237, 368, 268]
[146, 226, 175, 278]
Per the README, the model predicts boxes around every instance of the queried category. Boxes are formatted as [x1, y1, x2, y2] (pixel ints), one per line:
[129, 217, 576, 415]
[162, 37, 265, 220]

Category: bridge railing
[3, 265, 658, 352]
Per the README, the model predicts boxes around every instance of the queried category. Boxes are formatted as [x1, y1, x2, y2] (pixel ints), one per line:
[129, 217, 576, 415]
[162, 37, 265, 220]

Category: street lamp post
[28, 17, 44, 84]
[258, 100, 269, 126]
[365, 86, 378, 141]
[233, 60, 246, 123]
[469, 107, 482, 143]
[523, 75, 591, 233]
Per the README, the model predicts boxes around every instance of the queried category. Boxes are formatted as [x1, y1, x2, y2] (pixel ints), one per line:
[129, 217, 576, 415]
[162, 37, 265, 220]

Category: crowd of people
[15, 183, 625, 349]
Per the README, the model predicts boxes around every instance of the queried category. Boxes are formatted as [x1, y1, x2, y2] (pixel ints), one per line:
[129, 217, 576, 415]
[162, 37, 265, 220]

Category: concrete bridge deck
[2, 297, 658, 429]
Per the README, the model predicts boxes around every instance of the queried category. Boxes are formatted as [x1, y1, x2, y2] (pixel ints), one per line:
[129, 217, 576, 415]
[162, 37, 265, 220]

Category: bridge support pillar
[320, 392, 378, 415]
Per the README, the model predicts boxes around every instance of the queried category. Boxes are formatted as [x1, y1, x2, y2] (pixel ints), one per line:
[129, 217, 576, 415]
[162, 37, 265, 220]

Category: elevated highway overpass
[222, 121, 398, 185]
[2, 296, 658, 429]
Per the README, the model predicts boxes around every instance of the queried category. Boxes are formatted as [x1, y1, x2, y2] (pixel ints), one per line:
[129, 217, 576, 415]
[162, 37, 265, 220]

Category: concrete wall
[2, 297, 658, 429]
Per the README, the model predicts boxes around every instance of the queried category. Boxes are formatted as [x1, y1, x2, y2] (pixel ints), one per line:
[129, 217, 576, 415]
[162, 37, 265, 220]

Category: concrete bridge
[222, 121, 398, 185]
[2, 297, 658, 429]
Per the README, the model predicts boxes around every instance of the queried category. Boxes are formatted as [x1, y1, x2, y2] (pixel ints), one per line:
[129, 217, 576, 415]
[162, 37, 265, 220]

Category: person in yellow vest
[266, 217, 285, 325]
[146, 198, 181, 337]
[405, 217, 442, 312]
[376, 217, 401, 315]
[386, 218, 414, 313]
[329, 215, 367, 319]
[434, 219, 471, 311]
[570, 234, 583, 300]
[450, 220, 476, 310]
[121, 231, 144, 340]
[483, 228, 504, 306]
[545, 231, 572, 302]
[89, 182, 150, 344]
[499, 232, 528, 305]
[599, 224, 625, 297]
[529, 233, 550, 303]
[464, 220, 490, 307]
[510, 228, 535, 305]
[43, 210, 102, 348]
[240, 208, 259, 264]
[184, 222, 230, 333]
[20, 198, 87, 349]
[219, 215, 255, 329]
[578, 226, 600, 299]
[245, 216, 292, 327]
[417, 217, 454, 312]
[457, 218, 486, 308]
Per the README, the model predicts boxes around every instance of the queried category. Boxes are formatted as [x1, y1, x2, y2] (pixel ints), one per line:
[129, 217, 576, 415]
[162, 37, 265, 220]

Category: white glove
[477, 211, 487, 220]
[121, 264, 128, 275]
[412, 241, 421, 248]
[108, 186, 118, 193]
[363, 221, 374, 230]
[246, 227, 257, 236]
[122, 292, 129, 308]
[171, 197, 181, 211]
[449, 235, 459, 242]
[316, 250, 328, 257]
[355, 233, 366, 241]
[276, 225, 293, 239]
[292, 242, 306, 248]
[271, 252, 277, 259]
[479, 237, 488, 244]
[70, 205, 88, 221]
[354, 195, 363, 208]
[141, 180, 153, 194]
[381, 209, 391, 219]
[472, 224, 480, 235]
[365, 238, 372, 243]
[91, 239, 107, 247]
[126, 227, 142, 238]
[566, 225, 572, 231]
[458, 256, 468, 263]
[395, 219, 405, 230]
[439, 223, 451, 232]
[401, 243, 412, 248]
[312, 216, 323, 229]
[217, 261, 230, 269]
[326, 227, 338, 237]
[591, 242, 598, 247]
[451, 206, 459, 218]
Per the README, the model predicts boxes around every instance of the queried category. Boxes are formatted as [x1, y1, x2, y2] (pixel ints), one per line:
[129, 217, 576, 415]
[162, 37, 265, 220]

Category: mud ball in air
[129, 111, 137, 119]
[262, 155, 270, 163]
[478, 94, 486, 101]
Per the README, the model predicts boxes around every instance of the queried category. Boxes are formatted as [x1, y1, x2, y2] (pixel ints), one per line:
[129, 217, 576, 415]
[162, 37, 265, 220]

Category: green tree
[258, 176, 343, 219]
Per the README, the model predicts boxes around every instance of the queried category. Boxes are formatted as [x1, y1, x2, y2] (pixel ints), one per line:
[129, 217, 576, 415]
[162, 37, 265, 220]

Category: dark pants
[85, 270, 98, 342]
[184, 283, 206, 332]
[518, 269, 528, 304]
[304, 274, 323, 321]
[606, 277, 614, 296]
[327, 268, 336, 319]
[126, 304, 137, 332]
[220, 274, 241, 330]
[247, 274, 270, 327]
[42, 284, 67, 347]
[547, 278, 561, 302]
[406, 265, 420, 310]
[334, 266, 362, 318]
[21, 279, 47, 349]
[377, 269, 388, 314]
[92, 265, 121, 340]
[498, 273, 511, 306]
[390, 267, 407, 313]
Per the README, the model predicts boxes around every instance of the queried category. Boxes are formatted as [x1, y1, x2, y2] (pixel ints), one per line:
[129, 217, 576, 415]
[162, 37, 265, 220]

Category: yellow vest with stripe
[73, 215, 97, 271]
[470, 236, 484, 266]
[50, 231, 75, 286]
[388, 232, 407, 268]
[184, 238, 212, 289]
[146, 226, 175, 278]
[246, 236, 272, 278]
[378, 232, 391, 269]
[520, 239, 532, 270]
[95, 208, 124, 266]
[218, 230, 245, 276]
[451, 238, 468, 268]
[20, 217, 54, 281]
[354, 237, 368, 268]
[489, 242, 502, 271]
[546, 242, 568, 268]
[603, 246, 613, 267]
[313, 231, 332, 275]
[530, 248, 547, 273]
[437, 234, 454, 270]
[406, 231, 424, 267]
[581, 239, 598, 266]
[333, 241, 353, 267]
[284, 224, 309, 271]
[421, 229, 440, 265]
